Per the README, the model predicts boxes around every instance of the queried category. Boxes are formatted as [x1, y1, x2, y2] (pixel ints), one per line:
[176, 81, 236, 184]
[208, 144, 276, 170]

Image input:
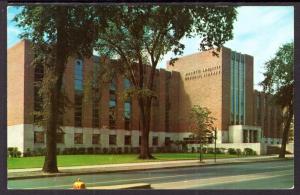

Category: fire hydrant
[73, 178, 86, 189]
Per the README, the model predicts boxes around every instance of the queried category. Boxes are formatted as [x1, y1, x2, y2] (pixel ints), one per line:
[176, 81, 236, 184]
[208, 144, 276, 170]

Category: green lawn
[8, 153, 238, 169]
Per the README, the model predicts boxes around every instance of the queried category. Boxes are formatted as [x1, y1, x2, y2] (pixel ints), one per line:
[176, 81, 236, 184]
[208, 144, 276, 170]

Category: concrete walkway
[8, 154, 293, 180]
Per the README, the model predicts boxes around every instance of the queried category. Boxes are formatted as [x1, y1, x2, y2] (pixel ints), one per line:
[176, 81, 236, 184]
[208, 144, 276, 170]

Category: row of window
[34, 131, 168, 146]
[33, 59, 133, 130]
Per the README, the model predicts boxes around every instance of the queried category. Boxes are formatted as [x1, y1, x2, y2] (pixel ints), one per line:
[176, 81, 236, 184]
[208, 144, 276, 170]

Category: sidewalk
[8, 154, 293, 180]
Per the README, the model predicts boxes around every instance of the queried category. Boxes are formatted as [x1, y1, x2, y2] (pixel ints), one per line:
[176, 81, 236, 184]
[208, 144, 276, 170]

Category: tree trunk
[279, 105, 293, 158]
[138, 98, 154, 159]
[42, 7, 67, 173]
[42, 86, 59, 173]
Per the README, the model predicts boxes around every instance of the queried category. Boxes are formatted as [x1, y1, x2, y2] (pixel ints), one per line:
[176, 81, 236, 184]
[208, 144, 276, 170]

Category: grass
[7, 153, 239, 169]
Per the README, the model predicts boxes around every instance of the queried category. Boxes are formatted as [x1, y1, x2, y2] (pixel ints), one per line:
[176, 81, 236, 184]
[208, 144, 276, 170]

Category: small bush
[206, 147, 214, 154]
[78, 147, 86, 154]
[215, 148, 225, 154]
[236, 148, 242, 156]
[117, 147, 122, 154]
[109, 147, 116, 154]
[227, 148, 237, 155]
[191, 147, 196, 153]
[124, 147, 129, 154]
[94, 147, 101, 154]
[202, 147, 207, 154]
[62, 148, 70, 155]
[244, 148, 256, 156]
[8, 147, 17, 158]
[102, 147, 108, 154]
[87, 147, 94, 154]
[131, 147, 140, 153]
[35, 148, 46, 156]
[16, 151, 22, 158]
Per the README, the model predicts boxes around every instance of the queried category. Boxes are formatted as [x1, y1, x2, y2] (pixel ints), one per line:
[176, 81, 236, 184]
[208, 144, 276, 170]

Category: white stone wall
[7, 124, 25, 153]
[13, 124, 194, 153]
[8, 124, 285, 156]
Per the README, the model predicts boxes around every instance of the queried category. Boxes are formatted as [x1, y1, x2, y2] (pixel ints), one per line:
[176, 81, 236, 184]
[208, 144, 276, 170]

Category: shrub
[16, 151, 22, 158]
[131, 147, 140, 153]
[102, 147, 108, 154]
[56, 148, 61, 155]
[191, 147, 195, 153]
[244, 148, 257, 156]
[35, 148, 46, 156]
[236, 148, 242, 156]
[78, 147, 86, 154]
[8, 147, 22, 158]
[23, 148, 32, 157]
[124, 147, 129, 154]
[94, 147, 101, 154]
[109, 147, 116, 154]
[215, 148, 225, 154]
[62, 148, 71, 155]
[227, 148, 237, 155]
[117, 147, 122, 154]
[206, 147, 214, 154]
[87, 147, 94, 154]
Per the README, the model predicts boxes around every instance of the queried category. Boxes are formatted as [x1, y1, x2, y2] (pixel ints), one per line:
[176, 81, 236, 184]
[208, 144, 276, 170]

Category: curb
[87, 183, 151, 190]
[8, 157, 293, 180]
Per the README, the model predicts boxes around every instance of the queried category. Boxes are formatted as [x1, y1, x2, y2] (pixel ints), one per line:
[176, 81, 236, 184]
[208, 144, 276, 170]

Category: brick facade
[7, 40, 283, 152]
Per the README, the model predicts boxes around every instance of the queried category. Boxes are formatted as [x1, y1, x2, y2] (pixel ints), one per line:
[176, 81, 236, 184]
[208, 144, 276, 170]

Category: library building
[8, 40, 286, 155]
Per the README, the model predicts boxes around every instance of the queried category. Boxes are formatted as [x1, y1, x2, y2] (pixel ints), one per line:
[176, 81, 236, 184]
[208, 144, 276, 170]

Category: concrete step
[87, 183, 151, 190]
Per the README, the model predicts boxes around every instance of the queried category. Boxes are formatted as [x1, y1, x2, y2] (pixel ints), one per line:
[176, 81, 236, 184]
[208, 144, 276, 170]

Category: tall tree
[93, 5, 237, 159]
[260, 42, 294, 158]
[15, 5, 97, 172]
[190, 105, 216, 161]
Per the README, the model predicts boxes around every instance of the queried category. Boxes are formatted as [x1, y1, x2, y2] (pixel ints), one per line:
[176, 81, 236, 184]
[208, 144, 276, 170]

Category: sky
[7, 6, 294, 90]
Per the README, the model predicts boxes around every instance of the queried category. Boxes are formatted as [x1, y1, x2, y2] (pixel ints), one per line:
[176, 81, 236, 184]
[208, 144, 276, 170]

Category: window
[92, 134, 100, 145]
[124, 101, 131, 130]
[74, 93, 83, 127]
[74, 59, 83, 127]
[74, 133, 83, 144]
[56, 133, 64, 144]
[243, 130, 248, 143]
[109, 135, 117, 145]
[253, 131, 258, 143]
[109, 79, 117, 129]
[34, 131, 44, 143]
[123, 78, 131, 89]
[165, 137, 171, 146]
[34, 65, 44, 123]
[125, 135, 131, 145]
[152, 136, 158, 146]
[74, 59, 83, 92]
[92, 99, 100, 128]
[230, 52, 245, 125]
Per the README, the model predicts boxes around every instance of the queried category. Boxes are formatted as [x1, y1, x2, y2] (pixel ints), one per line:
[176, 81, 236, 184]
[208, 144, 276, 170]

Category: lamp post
[214, 128, 217, 163]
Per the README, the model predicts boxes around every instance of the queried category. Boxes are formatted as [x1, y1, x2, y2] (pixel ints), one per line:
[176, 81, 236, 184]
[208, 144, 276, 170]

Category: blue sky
[7, 6, 294, 90]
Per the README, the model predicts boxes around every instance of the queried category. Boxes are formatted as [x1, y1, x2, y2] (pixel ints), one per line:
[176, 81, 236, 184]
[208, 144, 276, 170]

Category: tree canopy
[14, 5, 98, 172]
[93, 5, 237, 159]
[260, 42, 294, 158]
[190, 105, 216, 143]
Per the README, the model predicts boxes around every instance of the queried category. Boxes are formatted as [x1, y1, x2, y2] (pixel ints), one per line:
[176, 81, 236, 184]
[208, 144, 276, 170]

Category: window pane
[109, 135, 117, 145]
[34, 132, 44, 143]
[74, 133, 83, 144]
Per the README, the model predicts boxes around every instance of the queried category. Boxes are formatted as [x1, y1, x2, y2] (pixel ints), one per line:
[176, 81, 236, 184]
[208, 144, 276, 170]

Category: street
[8, 159, 294, 189]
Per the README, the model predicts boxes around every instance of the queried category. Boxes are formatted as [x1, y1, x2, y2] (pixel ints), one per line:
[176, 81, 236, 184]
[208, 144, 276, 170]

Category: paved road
[8, 159, 294, 189]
